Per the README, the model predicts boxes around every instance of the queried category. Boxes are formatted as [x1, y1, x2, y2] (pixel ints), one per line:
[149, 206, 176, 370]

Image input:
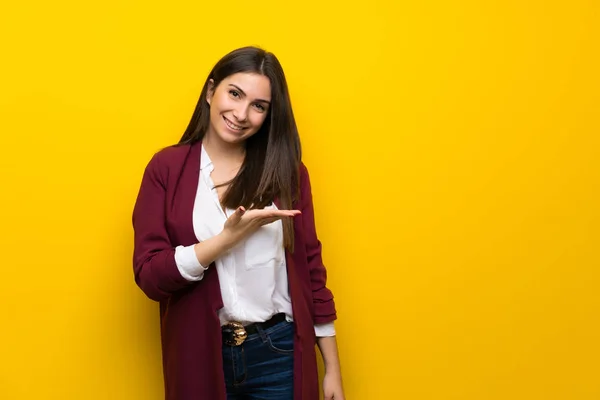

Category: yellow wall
[1, 0, 598, 399]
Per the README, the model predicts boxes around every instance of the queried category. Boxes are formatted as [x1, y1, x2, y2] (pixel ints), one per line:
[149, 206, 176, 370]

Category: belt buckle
[223, 321, 247, 346]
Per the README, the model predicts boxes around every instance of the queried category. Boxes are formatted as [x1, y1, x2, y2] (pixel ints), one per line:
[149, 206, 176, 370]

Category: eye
[253, 103, 266, 112]
[228, 90, 240, 98]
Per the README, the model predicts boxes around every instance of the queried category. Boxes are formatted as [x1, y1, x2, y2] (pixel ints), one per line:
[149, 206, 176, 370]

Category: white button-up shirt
[174, 145, 335, 337]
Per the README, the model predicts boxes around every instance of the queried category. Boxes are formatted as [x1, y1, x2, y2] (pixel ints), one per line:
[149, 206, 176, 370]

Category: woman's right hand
[220, 206, 301, 248]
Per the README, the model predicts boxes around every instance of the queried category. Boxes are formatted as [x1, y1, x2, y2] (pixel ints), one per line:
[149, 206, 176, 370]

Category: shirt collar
[200, 143, 213, 172]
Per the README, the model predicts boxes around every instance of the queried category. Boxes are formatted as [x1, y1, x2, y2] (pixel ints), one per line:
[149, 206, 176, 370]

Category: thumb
[227, 206, 246, 226]
[232, 206, 245, 222]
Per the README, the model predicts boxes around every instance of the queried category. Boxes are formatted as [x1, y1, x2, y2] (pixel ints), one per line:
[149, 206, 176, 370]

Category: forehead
[222, 72, 271, 100]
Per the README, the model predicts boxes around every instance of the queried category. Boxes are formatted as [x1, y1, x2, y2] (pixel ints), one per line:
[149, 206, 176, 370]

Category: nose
[232, 103, 248, 122]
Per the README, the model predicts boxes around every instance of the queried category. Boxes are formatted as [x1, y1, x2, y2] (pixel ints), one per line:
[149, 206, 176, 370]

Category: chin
[217, 130, 249, 145]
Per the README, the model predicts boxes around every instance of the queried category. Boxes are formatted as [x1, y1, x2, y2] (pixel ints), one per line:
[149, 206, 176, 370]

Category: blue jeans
[222, 320, 294, 400]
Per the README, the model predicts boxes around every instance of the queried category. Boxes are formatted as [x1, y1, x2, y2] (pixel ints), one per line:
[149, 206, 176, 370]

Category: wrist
[216, 229, 237, 251]
[324, 362, 341, 375]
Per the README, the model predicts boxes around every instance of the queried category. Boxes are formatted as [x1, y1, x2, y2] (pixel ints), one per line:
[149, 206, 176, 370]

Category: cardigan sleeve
[299, 163, 338, 324]
[132, 152, 195, 301]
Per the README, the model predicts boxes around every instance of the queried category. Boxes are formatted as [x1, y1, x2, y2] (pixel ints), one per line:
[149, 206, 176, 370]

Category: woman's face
[206, 72, 272, 146]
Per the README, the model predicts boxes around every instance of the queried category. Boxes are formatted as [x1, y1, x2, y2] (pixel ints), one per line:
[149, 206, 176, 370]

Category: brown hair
[179, 46, 301, 251]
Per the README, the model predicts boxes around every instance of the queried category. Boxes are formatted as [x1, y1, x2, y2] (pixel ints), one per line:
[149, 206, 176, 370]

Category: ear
[206, 79, 215, 105]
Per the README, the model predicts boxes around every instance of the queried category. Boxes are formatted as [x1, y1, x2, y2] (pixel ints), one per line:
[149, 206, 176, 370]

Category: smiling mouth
[223, 116, 246, 131]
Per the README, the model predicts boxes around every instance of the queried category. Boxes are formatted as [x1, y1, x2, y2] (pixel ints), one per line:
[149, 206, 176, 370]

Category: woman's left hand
[323, 371, 345, 400]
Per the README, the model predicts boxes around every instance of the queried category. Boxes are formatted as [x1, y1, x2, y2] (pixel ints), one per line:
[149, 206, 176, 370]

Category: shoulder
[299, 161, 310, 182]
[299, 161, 315, 187]
[297, 161, 315, 204]
[144, 143, 194, 173]
[150, 143, 192, 166]
[140, 143, 195, 189]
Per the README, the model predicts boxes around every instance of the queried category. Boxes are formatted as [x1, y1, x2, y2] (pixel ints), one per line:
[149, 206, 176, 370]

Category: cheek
[250, 112, 268, 129]
[209, 106, 221, 125]
[209, 96, 229, 120]
[210, 93, 231, 112]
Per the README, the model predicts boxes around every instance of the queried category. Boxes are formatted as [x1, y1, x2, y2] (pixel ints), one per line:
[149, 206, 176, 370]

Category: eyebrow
[228, 84, 271, 104]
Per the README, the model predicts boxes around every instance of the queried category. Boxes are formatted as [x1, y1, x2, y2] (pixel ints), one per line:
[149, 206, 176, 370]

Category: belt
[222, 313, 287, 346]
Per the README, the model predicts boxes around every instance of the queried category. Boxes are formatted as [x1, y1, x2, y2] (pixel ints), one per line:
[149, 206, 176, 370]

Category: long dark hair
[179, 46, 301, 251]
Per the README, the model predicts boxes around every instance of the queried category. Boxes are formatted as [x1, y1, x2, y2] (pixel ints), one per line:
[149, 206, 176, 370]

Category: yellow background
[1, 0, 599, 399]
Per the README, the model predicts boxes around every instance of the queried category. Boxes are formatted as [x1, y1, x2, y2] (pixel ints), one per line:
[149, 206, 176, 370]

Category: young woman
[132, 46, 344, 400]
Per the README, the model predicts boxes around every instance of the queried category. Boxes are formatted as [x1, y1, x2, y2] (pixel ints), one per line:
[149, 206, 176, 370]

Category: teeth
[225, 118, 244, 131]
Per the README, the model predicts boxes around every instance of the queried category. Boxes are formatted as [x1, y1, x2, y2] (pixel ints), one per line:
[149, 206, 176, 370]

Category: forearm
[316, 336, 342, 374]
[192, 231, 237, 267]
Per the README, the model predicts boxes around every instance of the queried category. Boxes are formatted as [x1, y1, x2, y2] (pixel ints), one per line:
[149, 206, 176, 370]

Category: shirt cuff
[314, 322, 336, 337]
[174, 244, 207, 282]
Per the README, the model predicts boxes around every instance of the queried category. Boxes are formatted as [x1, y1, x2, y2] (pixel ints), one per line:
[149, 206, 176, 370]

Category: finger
[255, 208, 300, 215]
[281, 209, 301, 215]
[246, 210, 297, 220]
[261, 211, 300, 223]
[229, 206, 245, 224]
[266, 210, 301, 218]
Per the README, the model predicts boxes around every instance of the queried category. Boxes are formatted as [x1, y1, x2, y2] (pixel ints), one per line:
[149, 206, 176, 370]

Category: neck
[202, 130, 245, 165]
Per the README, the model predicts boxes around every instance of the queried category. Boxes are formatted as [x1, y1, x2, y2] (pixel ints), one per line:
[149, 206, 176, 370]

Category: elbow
[139, 282, 170, 302]
[313, 304, 337, 324]
[134, 263, 172, 302]
[312, 288, 337, 324]
[133, 250, 191, 302]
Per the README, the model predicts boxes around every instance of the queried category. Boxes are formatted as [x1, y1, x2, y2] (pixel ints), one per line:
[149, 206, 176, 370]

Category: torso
[210, 160, 241, 210]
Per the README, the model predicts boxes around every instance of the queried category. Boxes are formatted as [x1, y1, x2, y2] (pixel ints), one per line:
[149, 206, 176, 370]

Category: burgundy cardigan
[131, 141, 337, 400]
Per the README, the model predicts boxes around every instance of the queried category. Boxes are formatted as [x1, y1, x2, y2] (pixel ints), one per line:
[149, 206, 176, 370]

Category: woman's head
[180, 46, 299, 152]
[179, 46, 301, 250]
[205, 71, 271, 145]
